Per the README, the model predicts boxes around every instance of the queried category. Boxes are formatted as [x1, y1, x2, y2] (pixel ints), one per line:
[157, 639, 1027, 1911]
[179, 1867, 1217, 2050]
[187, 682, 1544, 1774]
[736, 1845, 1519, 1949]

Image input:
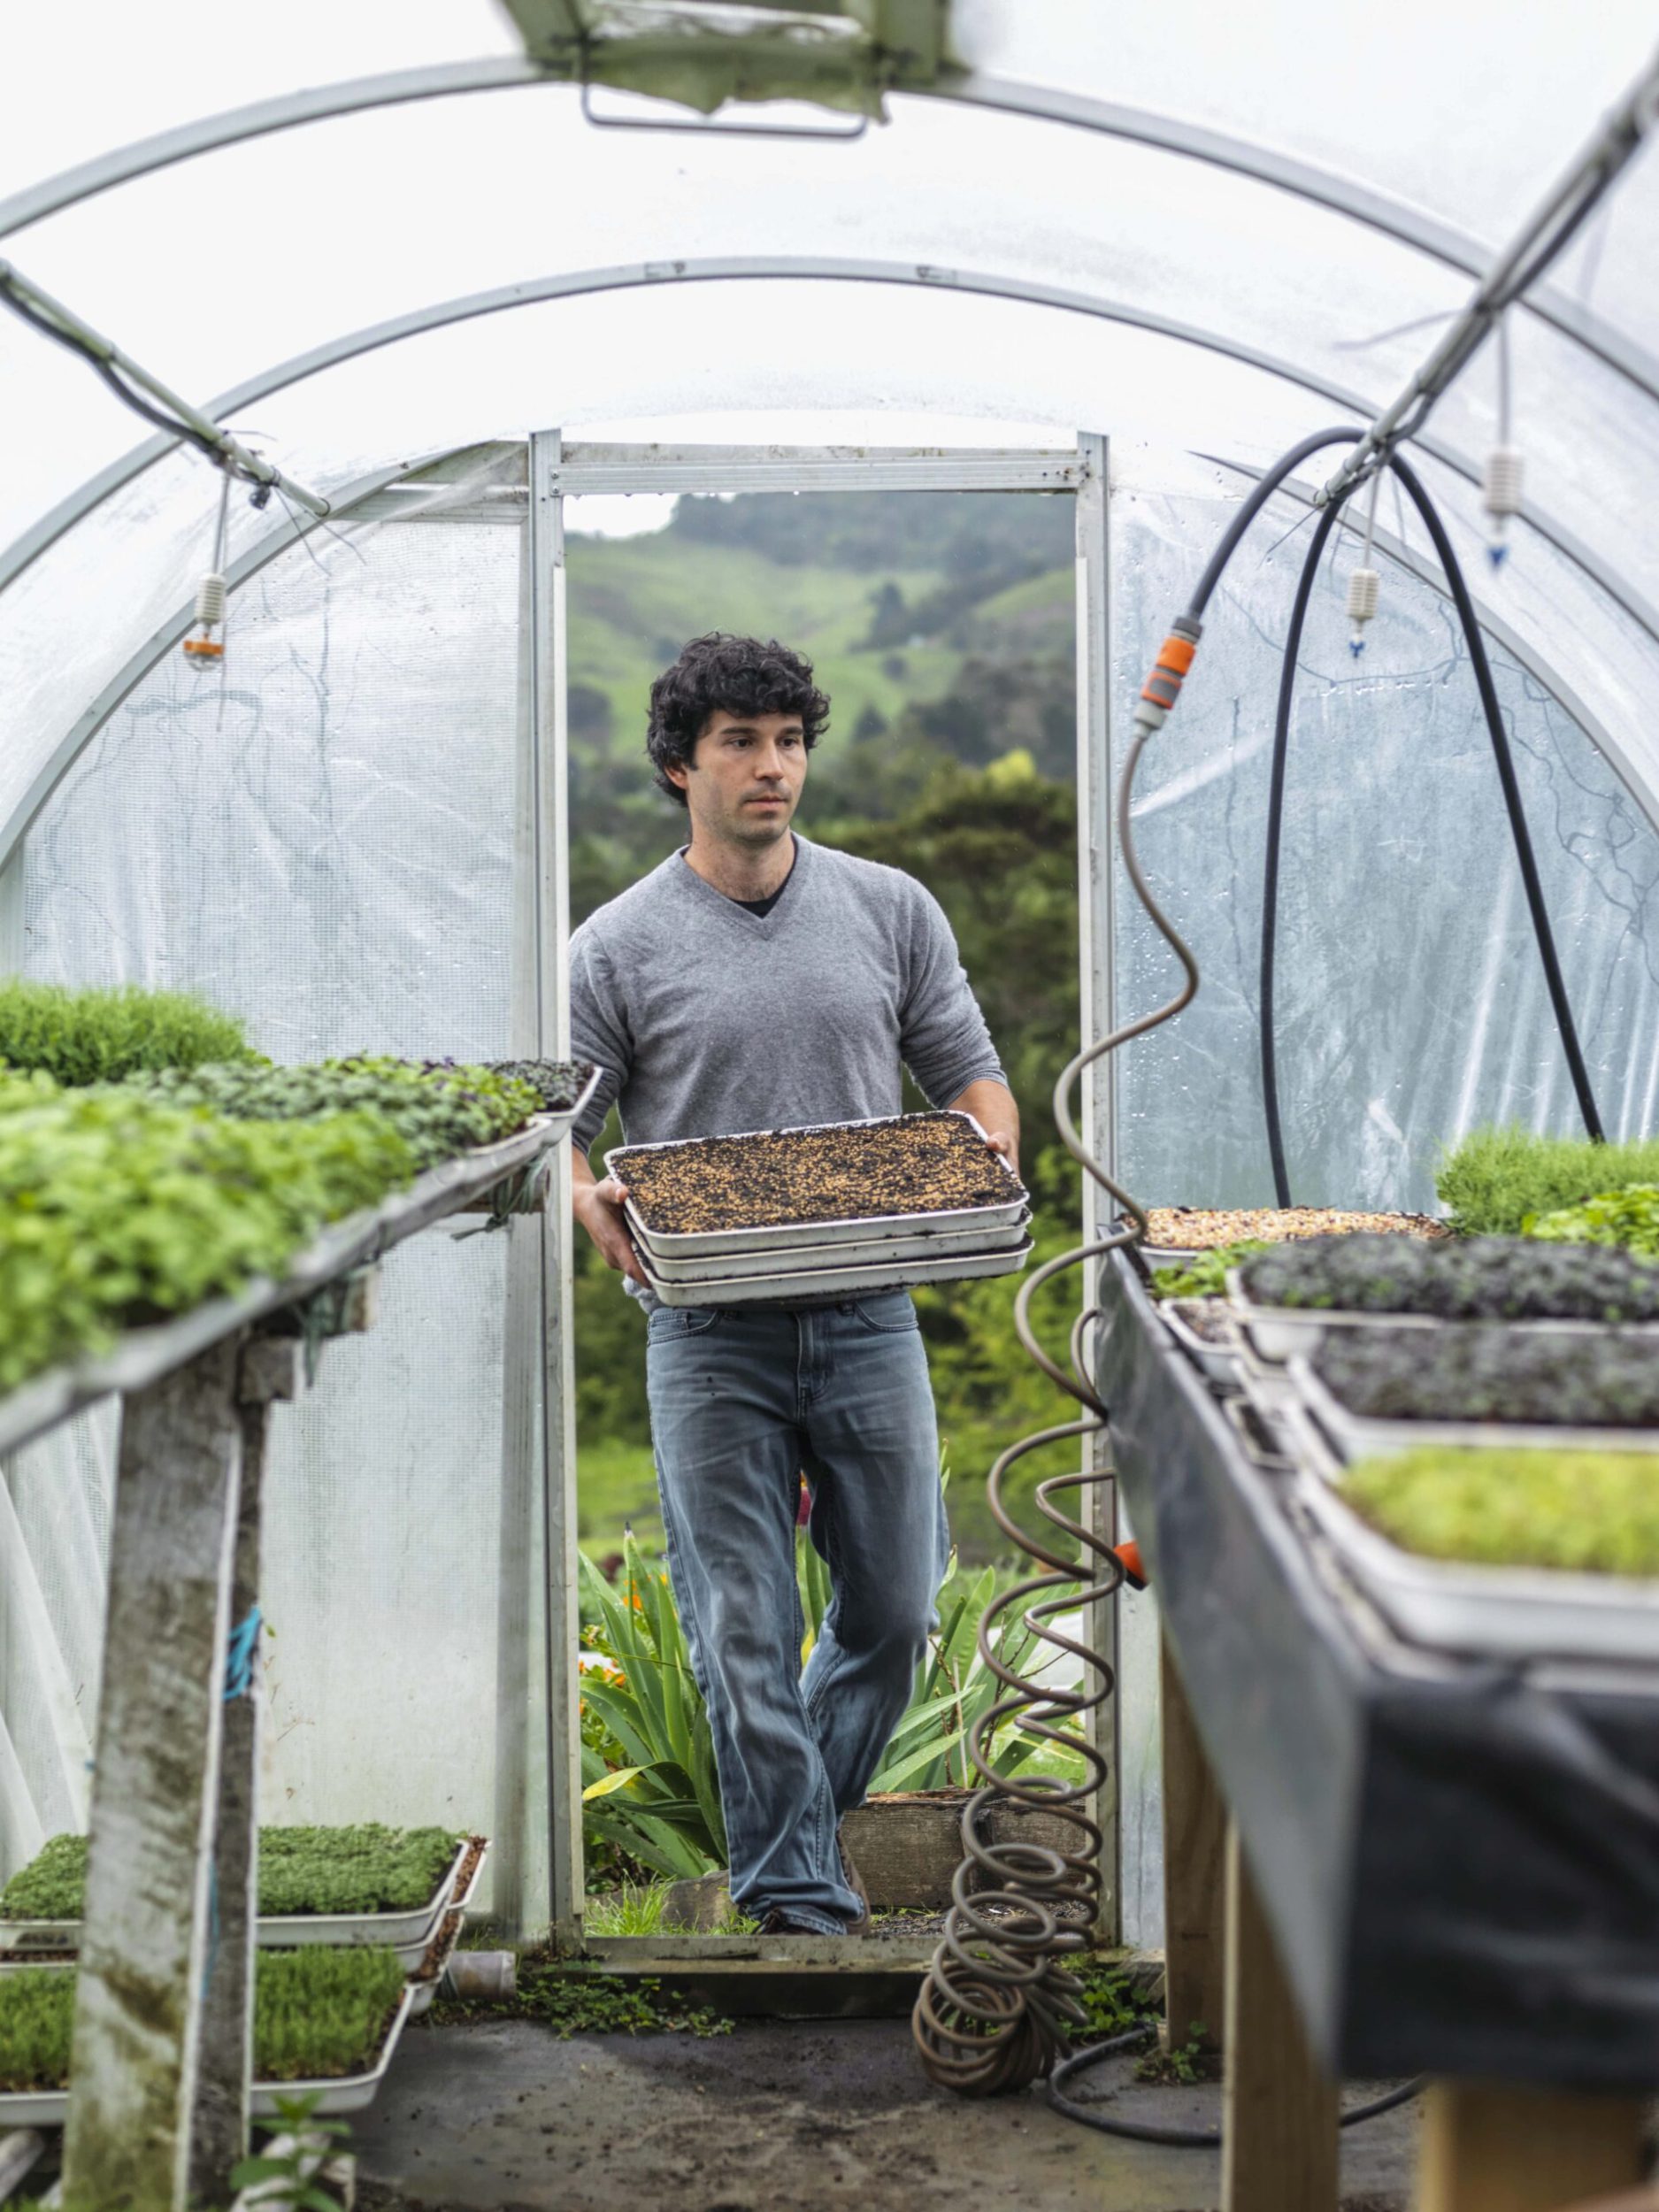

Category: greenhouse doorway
[532, 433, 1135, 1973]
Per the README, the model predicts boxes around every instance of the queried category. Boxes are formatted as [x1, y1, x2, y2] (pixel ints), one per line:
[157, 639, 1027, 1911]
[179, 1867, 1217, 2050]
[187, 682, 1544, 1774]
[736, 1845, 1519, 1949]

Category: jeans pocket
[849, 1293, 919, 1335]
[647, 1304, 721, 1341]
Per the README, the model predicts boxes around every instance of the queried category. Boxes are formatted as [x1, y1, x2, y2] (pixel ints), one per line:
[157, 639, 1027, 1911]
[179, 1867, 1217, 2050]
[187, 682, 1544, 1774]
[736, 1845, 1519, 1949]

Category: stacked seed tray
[609, 1110, 1031, 1307]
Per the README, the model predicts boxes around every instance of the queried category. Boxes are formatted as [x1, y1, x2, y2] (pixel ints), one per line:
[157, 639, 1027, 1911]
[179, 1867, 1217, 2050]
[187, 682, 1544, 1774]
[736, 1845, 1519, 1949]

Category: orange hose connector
[1133, 616, 1202, 734]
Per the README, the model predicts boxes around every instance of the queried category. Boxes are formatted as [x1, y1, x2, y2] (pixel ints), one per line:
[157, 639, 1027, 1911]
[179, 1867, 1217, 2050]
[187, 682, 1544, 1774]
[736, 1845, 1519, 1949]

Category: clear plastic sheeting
[0, 510, 533, 1893]
[1110, 458, 1659, 1214]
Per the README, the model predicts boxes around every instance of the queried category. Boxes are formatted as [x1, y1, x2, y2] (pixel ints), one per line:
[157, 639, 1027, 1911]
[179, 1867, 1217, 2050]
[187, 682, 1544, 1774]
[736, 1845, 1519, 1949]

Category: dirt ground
[350, 2015, 1418, 2212]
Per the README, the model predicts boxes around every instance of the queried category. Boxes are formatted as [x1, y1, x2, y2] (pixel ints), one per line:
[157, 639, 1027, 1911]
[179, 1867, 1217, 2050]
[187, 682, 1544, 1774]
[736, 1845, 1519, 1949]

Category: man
[569, 632, 1018, 1934]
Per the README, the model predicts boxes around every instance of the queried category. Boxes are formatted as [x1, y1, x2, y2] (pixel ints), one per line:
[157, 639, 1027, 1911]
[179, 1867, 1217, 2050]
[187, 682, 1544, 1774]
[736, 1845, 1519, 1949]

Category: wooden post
[1159, 1634, 1227, 2052]
[60, 1340, 243, 2212]
[186, 1336, 302, 2208]
[1415, 2080, 1649, 2212]
[1221, 1823, 1338, 2212]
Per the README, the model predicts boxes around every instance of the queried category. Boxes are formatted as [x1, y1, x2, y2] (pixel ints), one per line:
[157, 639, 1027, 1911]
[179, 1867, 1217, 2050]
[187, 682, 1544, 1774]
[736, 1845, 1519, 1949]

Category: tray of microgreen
[0, 1949, 413, 2124]
[1288, 1441, 1659, 1663]
[638, 1233, 1034, 1309]
[0, 1826, 468, 1956]
[407, 1906, 466, 2018]
[610, 1110, 1029, 1260]
[1226, 1234, 1659, 1365]
[1122, 1206, 1445, 1271]
[1287, 1325, 1659, 1465]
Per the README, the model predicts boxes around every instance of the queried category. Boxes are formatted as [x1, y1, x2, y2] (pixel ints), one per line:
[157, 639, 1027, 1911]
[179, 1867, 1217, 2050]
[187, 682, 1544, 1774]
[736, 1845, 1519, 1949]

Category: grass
[582, 1878, 761, 1938]
[0, 978, 252, 1087]
[1436, 1125, 1659, 1236]
[0, 1824, 463, 1922]
[0, 1949, 405, 2090]
[1342, 1446, 1659, 1578]
[578, 1437, 662, 1555]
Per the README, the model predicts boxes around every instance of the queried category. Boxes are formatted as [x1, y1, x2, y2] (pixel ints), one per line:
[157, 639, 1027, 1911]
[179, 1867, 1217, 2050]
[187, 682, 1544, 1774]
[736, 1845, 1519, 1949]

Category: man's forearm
[949, 1078, 1020, 1176]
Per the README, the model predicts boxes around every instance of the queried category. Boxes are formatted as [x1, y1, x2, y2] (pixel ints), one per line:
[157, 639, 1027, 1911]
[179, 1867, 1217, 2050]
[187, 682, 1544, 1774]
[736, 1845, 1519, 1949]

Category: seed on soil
[1141, 1206, 1448, 1250]
[613, 1113, 1024, 1235]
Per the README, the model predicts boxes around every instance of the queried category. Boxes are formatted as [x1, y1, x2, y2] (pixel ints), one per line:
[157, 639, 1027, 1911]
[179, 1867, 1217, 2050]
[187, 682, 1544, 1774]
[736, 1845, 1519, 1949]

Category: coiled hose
[910, 428, 1435, 2128]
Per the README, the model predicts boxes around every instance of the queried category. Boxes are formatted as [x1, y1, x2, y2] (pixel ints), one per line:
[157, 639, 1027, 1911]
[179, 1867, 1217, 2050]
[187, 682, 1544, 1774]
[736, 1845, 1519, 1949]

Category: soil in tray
[1141, 1206, 1446, 1249]
[613, 1113, 1023, 1235]
[1317, 1324, 1659, 1428]
[1244, 1233, 1659, 1323]
[1341, 1446, 1659, 1578]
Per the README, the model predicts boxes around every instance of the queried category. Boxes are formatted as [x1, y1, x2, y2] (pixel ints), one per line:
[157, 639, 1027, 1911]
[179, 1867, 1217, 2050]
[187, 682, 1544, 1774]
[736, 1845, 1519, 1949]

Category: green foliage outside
[0, 1074, 415, 1392]
[0, 1948, 405, 2089]
[1435, 1125, 1659, 1237]
[0, 1824, 463, 1921]
[127, 1056, 541, 1171]
[565, 489, 1094, 1566]
[1341, 1446, 1659, 1577]
[577, 1531, 1086, 1884]
[1527, 1184, 1659, 1256]
[0, 977, 252, 1087]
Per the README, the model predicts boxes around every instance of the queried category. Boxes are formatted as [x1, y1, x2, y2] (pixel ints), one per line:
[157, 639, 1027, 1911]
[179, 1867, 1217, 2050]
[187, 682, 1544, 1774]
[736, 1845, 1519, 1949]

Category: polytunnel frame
[4, 52, 1656, 1957]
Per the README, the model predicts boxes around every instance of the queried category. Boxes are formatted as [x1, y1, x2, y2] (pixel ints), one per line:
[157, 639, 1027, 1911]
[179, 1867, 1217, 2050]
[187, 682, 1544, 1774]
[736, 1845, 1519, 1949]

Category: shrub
[0, 978, 252, 1086]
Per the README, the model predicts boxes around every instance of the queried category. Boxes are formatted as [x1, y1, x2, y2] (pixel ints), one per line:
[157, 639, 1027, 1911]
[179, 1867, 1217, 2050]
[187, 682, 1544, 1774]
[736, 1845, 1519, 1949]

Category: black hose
[1257, 451, 1604, 1197]
[1046, 2026, 1423, 2146]
[1186, 428, 1365, 622]
[1261, 493, 1351, 1207]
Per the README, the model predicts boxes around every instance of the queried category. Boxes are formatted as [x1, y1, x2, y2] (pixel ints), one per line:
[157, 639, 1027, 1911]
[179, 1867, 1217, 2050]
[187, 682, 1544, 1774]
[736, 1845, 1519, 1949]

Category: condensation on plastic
[0, 503, 535, 1898]
[1110, 464, 1659, 1210]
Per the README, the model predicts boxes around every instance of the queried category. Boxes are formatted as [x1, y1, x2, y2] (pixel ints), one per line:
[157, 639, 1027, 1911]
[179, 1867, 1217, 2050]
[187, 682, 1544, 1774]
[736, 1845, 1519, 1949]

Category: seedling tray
[1288, 1448, 1659, 1665]
[0, 1837, 467, 1956]
[631, 1207, 1031, 1283]
[1288, 1356, 1659, 1464]
[640, 1234, 1033, 1310]
[408, 1909, 464, 2018]
[609, 1111, 1027, 1259]
[1159, 1298, 1245, 1388]
[0, 1986, 414, 2126]
[1225, 1271, 1659, 1365]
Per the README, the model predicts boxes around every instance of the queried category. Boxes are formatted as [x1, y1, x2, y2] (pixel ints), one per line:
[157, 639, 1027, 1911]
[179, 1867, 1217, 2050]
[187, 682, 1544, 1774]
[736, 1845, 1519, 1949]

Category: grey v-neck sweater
[568, 836, 1005, 1164]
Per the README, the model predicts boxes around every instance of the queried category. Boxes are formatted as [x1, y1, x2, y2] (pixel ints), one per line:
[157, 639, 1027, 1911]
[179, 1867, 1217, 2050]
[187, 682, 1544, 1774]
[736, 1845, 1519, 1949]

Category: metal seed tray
[0, 1986, 415, 2126]
[1291, 1446, 1659, 1664]
[631, 1205, 1031, 1283]
[641, 1234, 1033, 1310]
[1158, 1298, 1245, 1389]
[1289, 1356, 1659, 1463]
[1227, 1271, 1659, 1366]
[0, 1838, 467, 1956]
[408, 1909, 465, 2018]
[608, 1110, 1028, 1259]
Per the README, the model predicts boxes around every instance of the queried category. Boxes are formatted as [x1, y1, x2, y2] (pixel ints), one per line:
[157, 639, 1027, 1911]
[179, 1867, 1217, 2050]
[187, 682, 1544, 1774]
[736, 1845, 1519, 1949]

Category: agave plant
[581, 1522, 1087, 1882]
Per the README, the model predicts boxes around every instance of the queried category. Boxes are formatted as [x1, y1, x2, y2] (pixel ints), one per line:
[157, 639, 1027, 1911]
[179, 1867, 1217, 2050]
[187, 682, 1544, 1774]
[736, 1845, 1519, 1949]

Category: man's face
[668, 707, 808, 846]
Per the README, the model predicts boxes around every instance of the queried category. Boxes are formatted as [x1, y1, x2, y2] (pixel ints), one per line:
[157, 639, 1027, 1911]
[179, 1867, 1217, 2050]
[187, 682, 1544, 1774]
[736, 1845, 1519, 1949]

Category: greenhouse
[2, 4, 1659, 2208]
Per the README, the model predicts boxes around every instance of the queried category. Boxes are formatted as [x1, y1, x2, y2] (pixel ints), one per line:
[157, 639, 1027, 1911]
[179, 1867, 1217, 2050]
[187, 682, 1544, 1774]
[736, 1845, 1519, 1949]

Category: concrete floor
[351, 2015, 1418, 2212]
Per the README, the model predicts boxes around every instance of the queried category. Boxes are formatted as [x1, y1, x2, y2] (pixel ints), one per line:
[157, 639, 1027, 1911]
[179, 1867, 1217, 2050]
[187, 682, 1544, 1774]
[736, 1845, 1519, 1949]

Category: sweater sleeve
[568, 925, 631, 1157]
[896, 879, 1007, 1108]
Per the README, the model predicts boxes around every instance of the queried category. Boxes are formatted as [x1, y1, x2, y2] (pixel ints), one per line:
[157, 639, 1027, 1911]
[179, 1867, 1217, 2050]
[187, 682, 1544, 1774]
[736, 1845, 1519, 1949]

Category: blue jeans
[645, 1291, 950, 1932]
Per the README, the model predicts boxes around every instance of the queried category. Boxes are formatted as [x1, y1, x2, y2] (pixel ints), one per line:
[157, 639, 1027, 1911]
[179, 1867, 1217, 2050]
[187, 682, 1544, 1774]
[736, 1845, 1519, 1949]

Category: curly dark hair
[646, 633, 830, 806]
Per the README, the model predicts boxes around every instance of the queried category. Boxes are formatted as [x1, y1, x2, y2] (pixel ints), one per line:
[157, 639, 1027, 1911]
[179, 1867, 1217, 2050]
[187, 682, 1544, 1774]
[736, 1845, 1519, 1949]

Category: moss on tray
[0, 1824, 462, 1923]
[1341, 1447, 1659, 1578]
[0, 1947, 406, 2092]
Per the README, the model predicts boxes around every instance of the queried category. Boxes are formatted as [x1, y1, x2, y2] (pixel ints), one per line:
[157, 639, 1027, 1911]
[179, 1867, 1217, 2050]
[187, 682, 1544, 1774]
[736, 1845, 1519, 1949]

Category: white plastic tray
[641, 1234, 1033, 1310]
[1293, 1460, 1659, 1664]
[0, 1838, 466, 1956]
[1290, 1356, 1659, 1463]
[609, 1110, 1028, 1259]
[0, 1986, 414, 2126]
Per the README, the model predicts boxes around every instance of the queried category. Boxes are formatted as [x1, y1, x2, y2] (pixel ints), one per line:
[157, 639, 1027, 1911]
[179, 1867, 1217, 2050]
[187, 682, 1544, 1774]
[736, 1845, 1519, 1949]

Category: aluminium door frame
[525, 433, 1128, 1962]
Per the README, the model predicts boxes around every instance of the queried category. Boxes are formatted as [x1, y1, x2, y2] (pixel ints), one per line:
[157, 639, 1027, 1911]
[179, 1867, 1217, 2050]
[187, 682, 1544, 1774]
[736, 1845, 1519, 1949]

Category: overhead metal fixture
[495, 0, 949, 118]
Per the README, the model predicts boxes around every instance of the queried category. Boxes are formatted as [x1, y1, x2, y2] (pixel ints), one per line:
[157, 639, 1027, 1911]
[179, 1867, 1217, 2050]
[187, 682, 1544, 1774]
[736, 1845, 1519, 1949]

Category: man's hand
[572, 1155, 649, 1286]
[949, 1077, 1022, 1186]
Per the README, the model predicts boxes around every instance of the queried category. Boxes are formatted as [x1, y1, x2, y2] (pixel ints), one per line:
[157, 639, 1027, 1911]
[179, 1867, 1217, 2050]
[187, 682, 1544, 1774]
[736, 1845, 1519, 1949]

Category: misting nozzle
[182, 571, 227, 666]
[1483, 446, 1523, 569]
[1346, 565, 1379, 657]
